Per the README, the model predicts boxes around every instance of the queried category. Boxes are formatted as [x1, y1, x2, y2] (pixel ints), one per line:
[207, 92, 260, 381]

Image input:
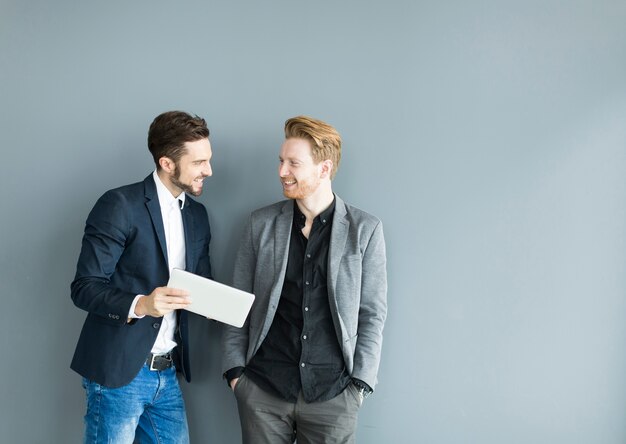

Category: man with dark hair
[222, 115, 388, 443]
[71, 111, 213, 443]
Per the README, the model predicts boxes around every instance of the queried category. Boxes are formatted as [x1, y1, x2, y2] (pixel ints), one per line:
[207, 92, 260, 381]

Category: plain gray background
[1, 0, 625, 442]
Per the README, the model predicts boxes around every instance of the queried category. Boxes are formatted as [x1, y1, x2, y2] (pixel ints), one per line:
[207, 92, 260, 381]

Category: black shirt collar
[293, 197, 336, 230]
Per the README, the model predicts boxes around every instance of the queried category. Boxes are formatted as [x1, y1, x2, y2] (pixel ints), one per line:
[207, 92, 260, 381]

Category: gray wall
[1, 1, 625, 442]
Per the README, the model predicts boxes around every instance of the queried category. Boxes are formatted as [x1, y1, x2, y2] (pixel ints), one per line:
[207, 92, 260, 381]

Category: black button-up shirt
[245, 199, 351, 402]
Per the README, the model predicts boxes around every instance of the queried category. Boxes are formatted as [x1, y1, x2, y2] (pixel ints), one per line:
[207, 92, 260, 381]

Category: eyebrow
[279, 156, 302, 162]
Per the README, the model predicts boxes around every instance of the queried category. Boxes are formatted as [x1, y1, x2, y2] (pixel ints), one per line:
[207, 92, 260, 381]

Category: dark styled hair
[147, 111, 209, 167]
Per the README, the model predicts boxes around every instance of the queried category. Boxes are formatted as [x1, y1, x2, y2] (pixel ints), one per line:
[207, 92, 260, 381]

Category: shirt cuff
[224, 367, 245, 386]
[352, 378, 373, 394]
[128, 295, 146, 319]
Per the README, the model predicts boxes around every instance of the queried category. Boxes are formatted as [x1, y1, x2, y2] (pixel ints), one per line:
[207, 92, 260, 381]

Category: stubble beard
[282, 176, 320, 200]
[171, 168, 202, 197]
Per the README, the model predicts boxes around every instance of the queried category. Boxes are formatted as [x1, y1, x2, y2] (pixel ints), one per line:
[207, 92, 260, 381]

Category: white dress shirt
[128, 170, 186, 355]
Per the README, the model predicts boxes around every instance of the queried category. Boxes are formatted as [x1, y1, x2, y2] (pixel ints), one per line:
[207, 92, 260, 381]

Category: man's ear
[320, 159, 333, 179]
[159, 156, 176, 173]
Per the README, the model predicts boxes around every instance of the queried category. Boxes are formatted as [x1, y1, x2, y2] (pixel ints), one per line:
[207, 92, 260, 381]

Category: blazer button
[152, 323, 160, 329]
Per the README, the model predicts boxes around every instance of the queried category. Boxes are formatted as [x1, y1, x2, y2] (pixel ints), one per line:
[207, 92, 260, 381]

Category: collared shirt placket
[299, 228, 314, 386]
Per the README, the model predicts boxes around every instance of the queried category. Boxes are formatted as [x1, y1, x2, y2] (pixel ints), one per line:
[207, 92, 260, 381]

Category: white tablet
[167, 268, 254, 328]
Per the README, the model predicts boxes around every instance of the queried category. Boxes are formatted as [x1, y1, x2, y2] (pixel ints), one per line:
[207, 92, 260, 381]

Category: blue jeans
[82, 364, 189, 444]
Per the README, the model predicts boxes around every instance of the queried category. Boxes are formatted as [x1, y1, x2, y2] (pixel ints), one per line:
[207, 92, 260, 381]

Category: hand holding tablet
[167, 268, 255, 328]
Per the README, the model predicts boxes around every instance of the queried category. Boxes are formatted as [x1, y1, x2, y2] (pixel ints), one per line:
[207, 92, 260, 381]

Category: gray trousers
[233, 374, 363, 444]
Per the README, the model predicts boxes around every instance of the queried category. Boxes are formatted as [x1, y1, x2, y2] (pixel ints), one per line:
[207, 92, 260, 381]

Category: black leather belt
[146, 352, 172, 371]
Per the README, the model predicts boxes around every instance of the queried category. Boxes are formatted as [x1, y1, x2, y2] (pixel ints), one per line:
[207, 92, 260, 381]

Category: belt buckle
[148, 353, 171, 371]
[149, 354, 159, 371]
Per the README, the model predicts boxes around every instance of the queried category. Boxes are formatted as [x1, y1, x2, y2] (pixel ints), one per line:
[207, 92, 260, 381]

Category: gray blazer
[221, 195, 387, 390]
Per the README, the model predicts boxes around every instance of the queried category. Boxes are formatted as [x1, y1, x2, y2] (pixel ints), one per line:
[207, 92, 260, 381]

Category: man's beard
[282, 176, 320, 200]
[171, 169, 202, 196]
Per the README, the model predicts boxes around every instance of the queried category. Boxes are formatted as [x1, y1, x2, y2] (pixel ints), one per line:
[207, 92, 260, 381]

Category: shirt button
[305, 281, 309, 285]
[152, 323, 160, 329]
[306, 254, 311, 258]
[304, 307, 309, 312]
[303, 335, 307, 340]
[322, 219, 326, 223]
[301, 363, 305, 367]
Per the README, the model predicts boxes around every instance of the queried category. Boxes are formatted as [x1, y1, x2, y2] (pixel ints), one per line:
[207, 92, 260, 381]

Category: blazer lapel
[144, 175, 168, 266]
[181, 198, 195, 270]
[329, 196, 349, 299]
[274, 200, 293, 277]
[259, 200, 293, 343]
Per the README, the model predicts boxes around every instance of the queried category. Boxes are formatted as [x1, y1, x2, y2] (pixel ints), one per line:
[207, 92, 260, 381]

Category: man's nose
[278, 163, 288, 177]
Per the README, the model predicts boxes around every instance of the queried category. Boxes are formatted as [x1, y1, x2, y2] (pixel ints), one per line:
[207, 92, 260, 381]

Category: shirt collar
[292, 196, 336, 229]
[153, 170, 186, 210]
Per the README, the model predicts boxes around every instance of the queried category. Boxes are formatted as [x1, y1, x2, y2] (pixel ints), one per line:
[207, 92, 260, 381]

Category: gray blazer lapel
[329, 196, 349, 298]
[144, 176, 168, 266]
[274, 201, 293, 278]
[253, 200, 293, 349]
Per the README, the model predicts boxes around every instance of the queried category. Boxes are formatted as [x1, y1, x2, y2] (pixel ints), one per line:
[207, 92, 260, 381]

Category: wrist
[352, 379, 373, 398]
[224, 367, 245, 388]
[132, 295, 147, 317]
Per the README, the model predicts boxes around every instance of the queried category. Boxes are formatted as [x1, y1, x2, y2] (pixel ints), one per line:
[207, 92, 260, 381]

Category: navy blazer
[71, 174, 212, 388]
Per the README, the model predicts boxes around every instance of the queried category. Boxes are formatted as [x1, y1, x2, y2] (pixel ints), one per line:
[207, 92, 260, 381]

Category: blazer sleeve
[70, 190, 137, 325]
[221, 215, 256, 373]
[352, 220, 388, 389]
